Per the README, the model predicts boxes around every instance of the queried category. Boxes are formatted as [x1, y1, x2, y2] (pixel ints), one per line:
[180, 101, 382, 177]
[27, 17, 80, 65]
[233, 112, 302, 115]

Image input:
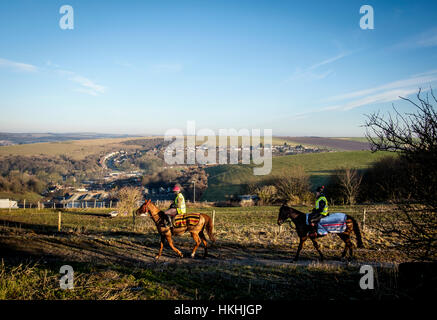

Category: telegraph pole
[192, 180, 196, 203]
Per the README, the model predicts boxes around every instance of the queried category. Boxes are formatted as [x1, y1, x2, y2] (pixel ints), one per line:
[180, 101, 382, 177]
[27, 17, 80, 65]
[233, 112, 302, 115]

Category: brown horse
[136, 199, 215, 260]
[277, 205, 364, 261]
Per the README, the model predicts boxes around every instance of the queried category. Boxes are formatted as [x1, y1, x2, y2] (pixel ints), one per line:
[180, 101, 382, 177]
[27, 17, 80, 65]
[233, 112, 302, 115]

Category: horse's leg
[166, 234, 183, 258]
[155, 235, 165, 260]
[338, 233, 353, 260]
[190, 232, 201, 258]
[294, 236, 307, 262]
[199, 231, 208, 258]
[346, 234, 354, 259]
[311, 238, 324, 261]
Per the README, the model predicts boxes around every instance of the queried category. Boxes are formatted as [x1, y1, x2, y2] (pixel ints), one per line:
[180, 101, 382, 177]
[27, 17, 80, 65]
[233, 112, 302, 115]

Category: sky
[1, 0, 437, 137]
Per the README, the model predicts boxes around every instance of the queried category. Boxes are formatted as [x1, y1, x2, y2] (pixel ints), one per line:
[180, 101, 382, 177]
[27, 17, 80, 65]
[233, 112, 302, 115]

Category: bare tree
[274, 166, 312, 205]
[334, 167, 363, 205]
[364, 88, 437, 260]
[117, 187, 142, 216]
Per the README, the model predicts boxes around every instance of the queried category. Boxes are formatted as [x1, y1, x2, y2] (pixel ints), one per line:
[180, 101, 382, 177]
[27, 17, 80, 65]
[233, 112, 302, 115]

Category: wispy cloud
[56, 69, 106, 96]
[68, 75, 106, 96]
[308, 52, 349, 71]
[0, 57, 105, 96]
[322, 70, 437, 111]
[0, 57, 38, 72]
[416, 28, 437, 47]
[393, 27, 437, 49]
[287, 52, 350, 82]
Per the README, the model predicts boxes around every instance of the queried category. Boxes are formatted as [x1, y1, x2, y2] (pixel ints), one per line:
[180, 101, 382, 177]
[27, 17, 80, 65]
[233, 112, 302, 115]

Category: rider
[308, 186, 329, 237]
[163, 185, 186, 227]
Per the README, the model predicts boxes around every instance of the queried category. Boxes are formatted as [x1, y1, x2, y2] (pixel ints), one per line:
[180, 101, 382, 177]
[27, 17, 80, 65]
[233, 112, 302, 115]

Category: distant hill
[277, 136, 371, 151]
[0, 132, 140, 146]
[0, 136, 159, 160]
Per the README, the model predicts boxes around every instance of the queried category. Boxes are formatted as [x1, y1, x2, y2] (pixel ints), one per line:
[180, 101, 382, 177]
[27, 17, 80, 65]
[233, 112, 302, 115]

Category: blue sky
[1, 0, 437, 136]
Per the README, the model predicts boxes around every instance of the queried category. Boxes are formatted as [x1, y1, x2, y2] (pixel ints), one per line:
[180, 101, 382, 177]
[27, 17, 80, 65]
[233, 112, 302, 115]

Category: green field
[202, 151, 393, 201]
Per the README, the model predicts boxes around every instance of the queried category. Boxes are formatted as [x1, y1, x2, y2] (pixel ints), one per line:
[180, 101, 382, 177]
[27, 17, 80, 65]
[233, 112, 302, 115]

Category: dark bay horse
[277, 205, 364, 261]
[136, 200, 215, 260]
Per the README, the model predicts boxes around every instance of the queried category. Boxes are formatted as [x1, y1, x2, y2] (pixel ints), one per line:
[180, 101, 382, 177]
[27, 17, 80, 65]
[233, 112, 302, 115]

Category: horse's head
[277, 204, 301, 225]
[135, 199, 152, 217]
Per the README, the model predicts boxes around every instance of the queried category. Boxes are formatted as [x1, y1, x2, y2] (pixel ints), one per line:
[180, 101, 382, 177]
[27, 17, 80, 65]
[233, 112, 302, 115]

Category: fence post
[23, 199, 26, 210]
[132, 209, 136, 232]
[37, 201, 40, 211]
[94, 200, 96, 208]
[110, 200, 112, 208]
[58, 211, 62, 232]
[363, 209, 366, 232]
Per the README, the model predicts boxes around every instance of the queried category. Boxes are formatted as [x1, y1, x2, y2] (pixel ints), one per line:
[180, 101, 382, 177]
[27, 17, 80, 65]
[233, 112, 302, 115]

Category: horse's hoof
[190, 253, 196, 259]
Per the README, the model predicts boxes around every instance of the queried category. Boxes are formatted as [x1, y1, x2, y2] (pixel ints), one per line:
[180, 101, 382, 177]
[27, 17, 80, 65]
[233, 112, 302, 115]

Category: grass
[0, 204, 421, 300]
[0, 191, 43, 202]
[202, 151, 393, 201]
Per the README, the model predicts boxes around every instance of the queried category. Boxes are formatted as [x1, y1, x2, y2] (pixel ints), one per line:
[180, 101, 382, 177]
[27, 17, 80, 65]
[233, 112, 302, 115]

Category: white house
[0, 199, 18, 209]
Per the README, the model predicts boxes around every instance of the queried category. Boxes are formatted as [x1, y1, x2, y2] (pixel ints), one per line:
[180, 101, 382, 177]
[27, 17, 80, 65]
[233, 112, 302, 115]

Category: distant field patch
[277, 137, 371, 151]
[202, 151, 393, 201]
[0, 137, 148, 160]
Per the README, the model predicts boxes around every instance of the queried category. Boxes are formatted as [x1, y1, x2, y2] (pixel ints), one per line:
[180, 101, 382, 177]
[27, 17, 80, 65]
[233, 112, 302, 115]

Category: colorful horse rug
[306, 212, 347, 236]
[173, 213, 201, 228]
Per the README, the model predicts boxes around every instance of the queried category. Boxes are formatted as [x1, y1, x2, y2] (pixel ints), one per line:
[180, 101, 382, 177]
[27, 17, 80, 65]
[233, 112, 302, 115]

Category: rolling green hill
[201, 150, 393, 201]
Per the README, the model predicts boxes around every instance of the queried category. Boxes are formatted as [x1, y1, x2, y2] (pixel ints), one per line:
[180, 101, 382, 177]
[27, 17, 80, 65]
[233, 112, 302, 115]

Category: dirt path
[0, 224, 400, 271]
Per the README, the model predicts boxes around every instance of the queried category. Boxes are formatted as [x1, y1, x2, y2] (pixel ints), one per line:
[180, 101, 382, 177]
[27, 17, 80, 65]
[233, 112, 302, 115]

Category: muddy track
[0, 225, 399, 270]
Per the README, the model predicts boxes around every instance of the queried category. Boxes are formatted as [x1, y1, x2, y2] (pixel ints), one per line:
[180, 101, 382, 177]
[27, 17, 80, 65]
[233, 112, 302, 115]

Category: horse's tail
[203, 214, 216, 243]
[349, 215, 364, 248]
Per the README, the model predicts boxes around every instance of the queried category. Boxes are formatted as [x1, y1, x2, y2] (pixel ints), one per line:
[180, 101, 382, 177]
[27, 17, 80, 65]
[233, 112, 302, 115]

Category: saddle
[173, 213, 201, 228]
[305, 213, 347, 235]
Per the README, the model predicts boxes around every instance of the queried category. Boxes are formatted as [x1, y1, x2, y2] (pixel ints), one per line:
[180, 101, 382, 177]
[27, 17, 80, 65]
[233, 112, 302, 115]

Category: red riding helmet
[172, 185, 181, 192]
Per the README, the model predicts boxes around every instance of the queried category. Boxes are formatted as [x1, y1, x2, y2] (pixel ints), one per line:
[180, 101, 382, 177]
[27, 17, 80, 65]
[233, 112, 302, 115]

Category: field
[278, 137, 371, 151]
[0, 137, 151, 160]
[0, 205, 420, 300]
[0, 136, 372, 160]
[202, 151, 393, 201]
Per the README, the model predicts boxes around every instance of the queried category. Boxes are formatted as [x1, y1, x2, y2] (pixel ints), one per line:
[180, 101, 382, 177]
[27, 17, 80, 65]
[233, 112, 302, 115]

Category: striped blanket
[173, 213, 201, 228]
[306, 213, 347, 235]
